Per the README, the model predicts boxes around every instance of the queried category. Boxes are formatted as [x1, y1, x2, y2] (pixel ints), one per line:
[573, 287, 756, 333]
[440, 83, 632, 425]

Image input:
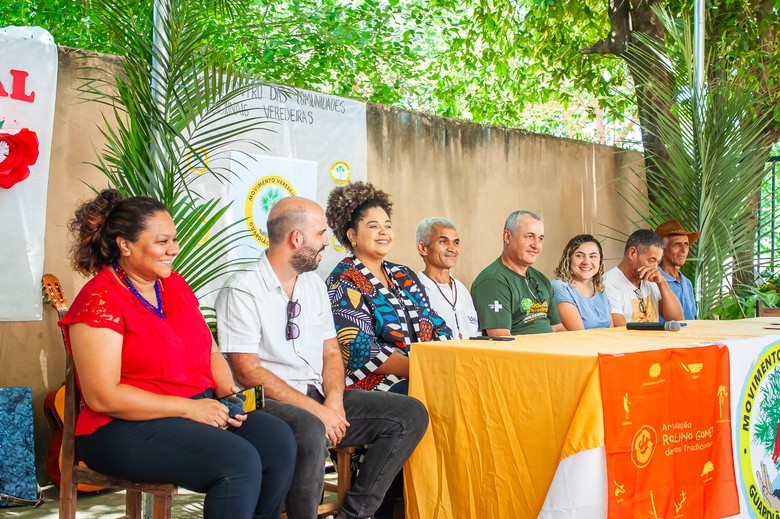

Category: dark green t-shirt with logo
[471, 258, 561, 335]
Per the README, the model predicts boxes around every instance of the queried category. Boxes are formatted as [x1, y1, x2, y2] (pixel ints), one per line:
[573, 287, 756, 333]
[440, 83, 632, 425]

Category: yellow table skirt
[404, 319, 780, 518]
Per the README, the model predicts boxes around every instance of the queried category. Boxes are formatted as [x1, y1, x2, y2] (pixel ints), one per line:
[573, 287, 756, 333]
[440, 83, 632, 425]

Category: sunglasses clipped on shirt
[633, 288, 648, 317]
[526, 276, 545, 302]
[286, 300, 301, 341]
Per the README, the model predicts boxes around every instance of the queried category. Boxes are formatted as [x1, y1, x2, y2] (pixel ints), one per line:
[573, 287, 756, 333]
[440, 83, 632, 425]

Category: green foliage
[759, 271, 780, 294]
[6, 0, 148, 52]
[618, 8, 773, 318]
[11, 0, 780, 146]
[710, 283, 780, 320]
[80, 0, 271, 309]
[215, 0, 421, 106]
[6, 0, 637, 142]
[754, 368, 780, 465]
[418, 0, 635, 135]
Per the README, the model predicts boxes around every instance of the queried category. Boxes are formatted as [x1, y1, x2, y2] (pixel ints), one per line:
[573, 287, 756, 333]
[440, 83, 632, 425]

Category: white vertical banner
[729, 336, 780, 519]
[0, 27, 57, 321]
[199, 84, 367, 278]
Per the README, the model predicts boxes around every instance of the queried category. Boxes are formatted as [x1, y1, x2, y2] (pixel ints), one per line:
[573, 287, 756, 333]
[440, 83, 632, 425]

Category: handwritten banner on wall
[189, 83, 367, 281]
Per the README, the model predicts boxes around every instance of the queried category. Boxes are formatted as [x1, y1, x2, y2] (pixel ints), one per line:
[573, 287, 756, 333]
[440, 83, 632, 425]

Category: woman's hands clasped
[188, 385, 247, 429]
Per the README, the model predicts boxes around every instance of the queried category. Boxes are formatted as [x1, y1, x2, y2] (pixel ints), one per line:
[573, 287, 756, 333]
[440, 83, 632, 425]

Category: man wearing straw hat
[656, 219, 700, 320]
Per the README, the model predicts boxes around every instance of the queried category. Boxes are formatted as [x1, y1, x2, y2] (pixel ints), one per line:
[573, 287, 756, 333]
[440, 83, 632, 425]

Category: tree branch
[581, 0, 631, 56]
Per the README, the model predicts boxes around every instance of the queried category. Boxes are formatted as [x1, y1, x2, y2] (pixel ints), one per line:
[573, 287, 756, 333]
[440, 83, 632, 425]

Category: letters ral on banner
[0, 27, 57, 321]
[599, 346, 738, 519]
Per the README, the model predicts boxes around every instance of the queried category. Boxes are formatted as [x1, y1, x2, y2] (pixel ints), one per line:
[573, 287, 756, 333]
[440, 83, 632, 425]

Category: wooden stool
[318, 444, 356, 517]
[58, 354, 179, 519]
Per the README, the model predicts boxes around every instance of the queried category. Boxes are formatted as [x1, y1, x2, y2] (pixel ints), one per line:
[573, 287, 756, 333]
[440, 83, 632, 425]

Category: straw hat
[655, 219, 700, 246]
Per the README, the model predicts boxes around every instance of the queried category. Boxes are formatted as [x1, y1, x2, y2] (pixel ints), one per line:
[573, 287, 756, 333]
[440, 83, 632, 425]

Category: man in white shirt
[604, 229, 684, 326]
[415, 217, 479, 339]
[216, 197, 428, 519]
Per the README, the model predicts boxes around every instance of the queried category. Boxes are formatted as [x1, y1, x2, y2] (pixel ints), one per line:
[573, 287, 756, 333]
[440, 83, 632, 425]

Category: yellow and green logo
[737, 340, 780, 518]
[330, 161, 351, 185]
[244, 175, 296, 247]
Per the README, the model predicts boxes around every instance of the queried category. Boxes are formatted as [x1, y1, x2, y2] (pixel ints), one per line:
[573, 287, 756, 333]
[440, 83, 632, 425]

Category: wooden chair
[279, 444, 355, 518]
[42, 274, 178, 519]
[318, 444, 356, 517]
[757, 299, 780, 317]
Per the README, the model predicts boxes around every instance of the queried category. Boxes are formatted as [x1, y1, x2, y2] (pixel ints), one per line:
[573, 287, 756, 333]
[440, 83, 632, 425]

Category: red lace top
[59, 266, 215, 435]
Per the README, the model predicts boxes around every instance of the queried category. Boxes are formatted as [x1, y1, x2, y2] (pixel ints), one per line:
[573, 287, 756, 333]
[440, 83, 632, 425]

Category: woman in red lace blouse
[59, 189, 295, 519]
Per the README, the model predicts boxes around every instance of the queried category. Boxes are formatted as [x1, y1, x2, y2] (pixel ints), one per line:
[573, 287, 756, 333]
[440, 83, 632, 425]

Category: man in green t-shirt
[471, 210, 564, 335]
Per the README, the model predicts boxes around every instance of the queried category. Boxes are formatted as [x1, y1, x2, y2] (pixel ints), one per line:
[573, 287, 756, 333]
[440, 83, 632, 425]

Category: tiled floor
[0, 480, 405, 518]
[0, 485, 206, 518]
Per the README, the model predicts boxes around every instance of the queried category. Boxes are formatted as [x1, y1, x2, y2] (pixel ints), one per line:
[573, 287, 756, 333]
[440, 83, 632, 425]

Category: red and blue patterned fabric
[326, 255, 451, 391]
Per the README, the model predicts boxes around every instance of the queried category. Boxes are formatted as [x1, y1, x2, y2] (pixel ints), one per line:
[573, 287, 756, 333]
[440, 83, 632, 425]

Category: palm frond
[78, 0, 276, 323]
[168, 198, 254, 293]
[619, 7, 772, 318]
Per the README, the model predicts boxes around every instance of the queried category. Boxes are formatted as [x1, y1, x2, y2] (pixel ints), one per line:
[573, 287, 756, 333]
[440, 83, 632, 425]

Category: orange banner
[599, 345, 739, 519]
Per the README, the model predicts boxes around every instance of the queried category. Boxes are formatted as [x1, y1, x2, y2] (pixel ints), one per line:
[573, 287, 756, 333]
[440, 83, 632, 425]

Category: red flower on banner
[0, 128, 40, 189]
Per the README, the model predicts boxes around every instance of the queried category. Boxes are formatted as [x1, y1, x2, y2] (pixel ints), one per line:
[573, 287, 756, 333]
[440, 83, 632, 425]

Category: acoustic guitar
[41, 274, 102, 492]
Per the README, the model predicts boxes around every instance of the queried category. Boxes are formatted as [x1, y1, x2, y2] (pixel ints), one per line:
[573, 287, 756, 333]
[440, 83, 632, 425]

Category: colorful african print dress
[326, 255, 451, 391]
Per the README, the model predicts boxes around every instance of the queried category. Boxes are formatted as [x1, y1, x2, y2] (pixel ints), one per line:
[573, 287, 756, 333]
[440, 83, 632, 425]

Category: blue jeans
[76, 410, 296, 519]
[263, 387, 428, 519]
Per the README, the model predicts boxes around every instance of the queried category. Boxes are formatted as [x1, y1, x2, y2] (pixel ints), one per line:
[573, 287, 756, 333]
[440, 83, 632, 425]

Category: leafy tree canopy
[5, 0, 779, 146]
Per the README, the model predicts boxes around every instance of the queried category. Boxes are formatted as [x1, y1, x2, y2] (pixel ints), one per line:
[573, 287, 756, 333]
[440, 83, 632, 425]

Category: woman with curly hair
[325, 182, 451, 395]
[551, 234, 613, 330]
[325, 182, 449, 519]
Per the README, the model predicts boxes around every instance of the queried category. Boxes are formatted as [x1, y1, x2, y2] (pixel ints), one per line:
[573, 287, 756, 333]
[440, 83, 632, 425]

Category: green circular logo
[521, 298, 532, 311]
[737, 340, 780, 517]
[244, 175, 296, 247]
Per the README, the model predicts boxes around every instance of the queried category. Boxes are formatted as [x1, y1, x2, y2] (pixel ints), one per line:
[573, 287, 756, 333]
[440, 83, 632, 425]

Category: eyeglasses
[286, 300, 301, 341]
[633, 288, 647, 317]
[526, 276, 544, 302]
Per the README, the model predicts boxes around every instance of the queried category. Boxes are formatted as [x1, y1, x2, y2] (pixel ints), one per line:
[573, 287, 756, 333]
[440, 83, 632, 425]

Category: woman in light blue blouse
[551, 234, 613, 330]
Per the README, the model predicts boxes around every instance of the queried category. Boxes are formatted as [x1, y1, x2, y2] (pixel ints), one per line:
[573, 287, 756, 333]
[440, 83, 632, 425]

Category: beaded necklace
[112, 262, 165, 319]
[429, 274, 464, 339]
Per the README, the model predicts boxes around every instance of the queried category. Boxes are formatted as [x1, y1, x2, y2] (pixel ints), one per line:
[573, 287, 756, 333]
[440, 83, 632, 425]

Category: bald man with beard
[215, 197, 428, 519]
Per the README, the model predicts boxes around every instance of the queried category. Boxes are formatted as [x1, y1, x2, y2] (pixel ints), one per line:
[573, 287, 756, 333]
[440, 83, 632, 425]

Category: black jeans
[373, 379, 409, 519]
[76, 410, 296, 519]
[263, 387, 428, 519]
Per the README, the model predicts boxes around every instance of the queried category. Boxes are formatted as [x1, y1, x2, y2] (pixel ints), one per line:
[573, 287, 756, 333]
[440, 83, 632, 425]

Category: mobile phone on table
[220, 385, 264, 418]
[469, 336, 515, 341]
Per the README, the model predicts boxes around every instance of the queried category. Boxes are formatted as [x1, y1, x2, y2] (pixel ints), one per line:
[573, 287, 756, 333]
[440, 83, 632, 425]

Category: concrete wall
[0, 48, 645, 484]
[367, 104, 645, 281]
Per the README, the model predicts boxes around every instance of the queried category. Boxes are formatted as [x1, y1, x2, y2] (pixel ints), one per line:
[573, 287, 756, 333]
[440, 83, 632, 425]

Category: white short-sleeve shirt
[603, 266, 662, 323]
[417, 271, 479, 339]
[215, 250, 337, 395]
